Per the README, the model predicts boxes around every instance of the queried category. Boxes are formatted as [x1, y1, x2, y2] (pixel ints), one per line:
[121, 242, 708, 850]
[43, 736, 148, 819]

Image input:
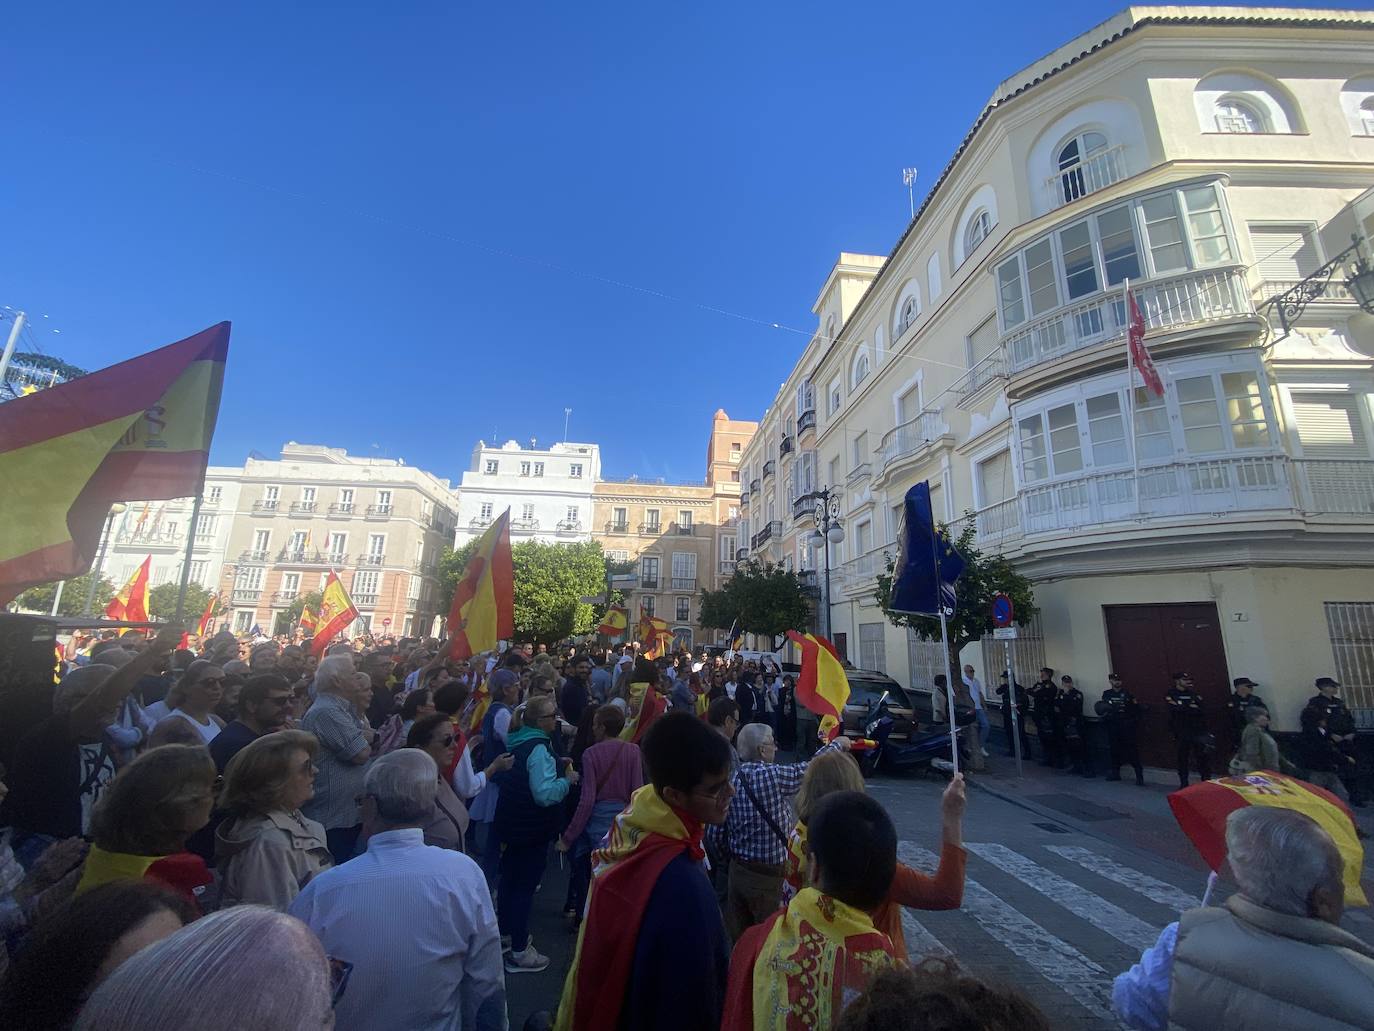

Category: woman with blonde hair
[215, 729, 331, 910]
[781, 752, 968, 955]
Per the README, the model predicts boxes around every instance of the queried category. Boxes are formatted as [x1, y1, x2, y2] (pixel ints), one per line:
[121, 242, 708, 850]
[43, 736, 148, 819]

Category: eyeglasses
[199, 676, 226, 686]
[693, 779, 734, 802]
[298, 759, 319, 775]
[266, 696, 292, 707]
[436, 734, 455, 746]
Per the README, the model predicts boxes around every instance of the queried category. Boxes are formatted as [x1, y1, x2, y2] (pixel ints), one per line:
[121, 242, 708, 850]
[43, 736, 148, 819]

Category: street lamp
[1264, 232, 1374, 334]
[810, 487, 844, 640]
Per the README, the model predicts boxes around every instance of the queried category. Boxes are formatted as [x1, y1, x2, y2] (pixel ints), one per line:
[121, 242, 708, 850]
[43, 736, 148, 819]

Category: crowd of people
[0, 621, 1369, 1029]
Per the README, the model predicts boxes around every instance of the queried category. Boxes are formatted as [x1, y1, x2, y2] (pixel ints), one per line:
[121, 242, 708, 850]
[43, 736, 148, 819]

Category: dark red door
[833, 632, 848, 663]
[1104, 603, 1232, 767]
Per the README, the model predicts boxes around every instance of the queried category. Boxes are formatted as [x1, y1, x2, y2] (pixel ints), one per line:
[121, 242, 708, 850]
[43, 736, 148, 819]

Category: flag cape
[0, 322, 230, 604]
[310, 570, 359, 657]
[465, 681, 492, 738]
[555, 785, 703, 1031]
[1168, 771, 1367, 907]
[1127, 283, 1165, 398]
[196, 592, 218, 637]
[447, 510, 514, 660]
[597, 606, 629, 636]
[105, 555, 152, 622]
[721, 887, 899, 1031]
[620, 681, 667, 744]
[786, 631, 850, 741]
[888, 481, 965, 617]
[781, 820, 808, 906]
[299, 605, 317, 633]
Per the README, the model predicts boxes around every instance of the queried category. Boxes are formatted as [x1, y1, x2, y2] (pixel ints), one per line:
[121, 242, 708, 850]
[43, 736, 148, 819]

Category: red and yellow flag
[1169, 771, 1368, 907]
[786, 630, 851, 741]
[636, 611, 673, 659]
[596, 606, 629, 636]
[105, 556, 152, 622]
[299, 605, 317, 634]
[310, 570, 359, 657]
[195, 592, 218, 637]
[446, 509, 514, 660]
[0, 323, 230, 604]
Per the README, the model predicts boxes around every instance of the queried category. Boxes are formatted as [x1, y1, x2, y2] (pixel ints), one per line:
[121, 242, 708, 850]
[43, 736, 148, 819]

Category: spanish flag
[299, 605, 317, 634]
[446, 509, 514, 660]
[105, 556, 152, 622]
[0, 323, 230, 605]
[786, 630, 851, 741]
[196, 592, 218, 637]
[637, 611, 673, 659]
[310, 570, 359, 657]
[597, 606, 629, 637]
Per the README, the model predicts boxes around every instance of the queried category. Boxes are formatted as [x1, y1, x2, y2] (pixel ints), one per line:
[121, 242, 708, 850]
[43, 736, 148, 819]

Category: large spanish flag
[446, 509, 514, 660]
[0, 323, 230, 604]
[310, 570, 360, 657]
[597, 606, 629, 637]
[298, 605, 317, 634]
[786, 630, 851, 741]
[196, 592, 219, 637]
[105, 555, 152, 622]
[1169, 771, 1367, 907]
[636, 611, 673, 659]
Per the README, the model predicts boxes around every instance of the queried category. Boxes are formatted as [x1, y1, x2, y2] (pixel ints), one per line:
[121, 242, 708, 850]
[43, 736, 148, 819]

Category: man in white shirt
[289, 750, 506, 1031]
[962, 664, 990, 758]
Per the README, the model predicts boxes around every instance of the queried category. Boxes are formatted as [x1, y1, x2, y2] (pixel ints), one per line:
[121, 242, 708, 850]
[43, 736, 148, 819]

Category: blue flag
[889, 481, 965, 616]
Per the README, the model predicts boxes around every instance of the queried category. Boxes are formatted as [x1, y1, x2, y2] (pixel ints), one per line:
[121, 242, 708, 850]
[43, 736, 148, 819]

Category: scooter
[854, 692, 955, 778]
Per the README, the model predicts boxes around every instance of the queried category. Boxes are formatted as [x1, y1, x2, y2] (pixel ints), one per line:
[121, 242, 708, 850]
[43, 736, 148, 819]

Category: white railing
[1293, 459, 1374, 515]
[879, 410, 945, 473]
[1045, 145, 1128, 209]
[839, 547, 893, 593]
[954, 351, 1008, 404]
[949, 497, 1024, 551]
[1005, 266, 1252, 374]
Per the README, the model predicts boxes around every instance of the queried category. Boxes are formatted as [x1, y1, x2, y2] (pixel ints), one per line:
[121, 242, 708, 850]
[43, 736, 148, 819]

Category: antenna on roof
[563, 407, 572, 442]
[902, 167, 918, 219]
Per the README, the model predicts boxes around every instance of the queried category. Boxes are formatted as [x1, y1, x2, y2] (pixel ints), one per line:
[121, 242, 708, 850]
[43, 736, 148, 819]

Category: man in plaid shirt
[707, 722, 850, 940]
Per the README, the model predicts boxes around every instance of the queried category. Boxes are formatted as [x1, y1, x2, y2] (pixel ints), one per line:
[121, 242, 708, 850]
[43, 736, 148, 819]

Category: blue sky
[2, 1, 1353, 485]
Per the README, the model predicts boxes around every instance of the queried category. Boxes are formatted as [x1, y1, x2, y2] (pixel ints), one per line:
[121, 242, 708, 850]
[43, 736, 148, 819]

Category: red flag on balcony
[1127, 283, 1164, 398]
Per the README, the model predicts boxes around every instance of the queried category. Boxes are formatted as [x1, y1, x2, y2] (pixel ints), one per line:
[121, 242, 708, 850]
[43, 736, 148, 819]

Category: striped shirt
[300, 693, 369, 831]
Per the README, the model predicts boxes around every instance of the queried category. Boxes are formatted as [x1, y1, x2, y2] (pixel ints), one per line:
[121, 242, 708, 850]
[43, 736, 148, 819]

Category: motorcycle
[853, 691, 960, 778]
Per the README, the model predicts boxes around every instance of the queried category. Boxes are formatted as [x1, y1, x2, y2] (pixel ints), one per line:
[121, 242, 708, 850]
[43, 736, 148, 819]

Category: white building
[455, 440, 601, 546]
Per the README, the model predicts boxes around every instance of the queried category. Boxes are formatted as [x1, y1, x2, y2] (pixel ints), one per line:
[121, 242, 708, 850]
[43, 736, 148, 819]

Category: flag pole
[927, 500, 960, 775]
[1125, 278, 1142, 518]
[174, 492, 204, 625]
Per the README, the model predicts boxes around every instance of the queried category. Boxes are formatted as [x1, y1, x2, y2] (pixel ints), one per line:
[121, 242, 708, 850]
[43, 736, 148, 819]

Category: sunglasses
[436, 734, 455, 746]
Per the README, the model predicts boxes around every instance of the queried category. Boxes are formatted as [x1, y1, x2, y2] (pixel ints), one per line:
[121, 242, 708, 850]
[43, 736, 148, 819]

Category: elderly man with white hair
[300, 653, 373, 865]
[1113, 806, 1374, 1030]
[708, 721, 851, 941]
[289, 749, 506, 1031]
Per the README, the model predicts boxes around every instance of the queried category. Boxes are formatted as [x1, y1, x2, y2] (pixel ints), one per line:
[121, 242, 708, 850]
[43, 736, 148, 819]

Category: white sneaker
[505, 944, 550, 973]
[981, 748, 990, 757]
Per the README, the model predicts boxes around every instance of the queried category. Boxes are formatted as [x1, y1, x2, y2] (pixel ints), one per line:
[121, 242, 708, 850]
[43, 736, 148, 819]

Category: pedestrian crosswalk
[896, 840, 1209, 1030]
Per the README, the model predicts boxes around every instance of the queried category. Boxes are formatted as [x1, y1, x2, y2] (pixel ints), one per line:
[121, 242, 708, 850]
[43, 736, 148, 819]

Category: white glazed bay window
[997, 181, 1246, 371]
[1013, 353, 1285, 529]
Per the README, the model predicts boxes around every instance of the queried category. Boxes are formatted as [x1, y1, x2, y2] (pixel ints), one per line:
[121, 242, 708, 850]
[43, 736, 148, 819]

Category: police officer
[1055, 675, 1091, 777]
[1166, 671, 1211, 788]
[996, 670, 1031, 759]
[1030, 667, 1061, 768]
[1099, 672, 1144, 785]
[1225, 677, 1268, 744]
[1302, 677, 1363, 808]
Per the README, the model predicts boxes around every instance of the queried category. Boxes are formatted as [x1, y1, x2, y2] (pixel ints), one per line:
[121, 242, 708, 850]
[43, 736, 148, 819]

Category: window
[1325, 602, 1374, 710]
[195, 513, 217, 538]
[1248, 224, 1319, 283]
[376, 490, 392, 511]
[352, 570, 379, 596]
[301, 486, 317, 504]
[613, 506, 627, 528]
[719, 535, 736, 562]
[484, 460, 498, 475]
[828, 455, 840, 488]
[671, 552, 697, 589]
[236, 565, 263, 590]
[642, 596, 656, 617]
[1019, 414, 1049, 482]
[1133, 386, 1172, 461]
[1290, 394, 1370, 459]
[608, 549, 629, 562]
[997, 262, 1026, 330]
[1058, 220, 1098, 299]
[1055, 132, 1108, 204]
[646, 509, 661, 531]
[796, 379, 816, 416]
[1141, 194, 1188, 274]
[367, 533, 385, 559]
[1222, 373, 1269, 449]
[520, 461, 531, 477]
[565, 505, 579, 524]
[189, 560, 208, 585]
[1363, 97, 1374, 136]
[1086, 394, 1127, 466]
[289, 529, 307, 553]
[533, 462, 544, 476]
[731, 470, 740, 482]
[964, 210, 993, 253]
[282, 572, 301, 594]
[570, 463, 583, 478]
[328, 532, 347, 561]
[520, 503, 535, 522]
[264, 485, 280, 505]
[1048, 403, 1083, 475]
[1182, 187, 1233, 265]
[206, 485, 222, 503]
[853, 431, 868, 467]
[676, 597, 691, 622]
[253, 529, 270, 553]
[976, 450, 1014, 507]
[479, 502, 493, 520]
[234, 611, 253, 632]
[1024, 239, 1059, 316]
[853, 352, 870, 387]
[828, 379, 842, 415]
[339, 488, 354, 507]
[1097, 205, 1142, 285]
[408, 574, 422, 602]
[859, 623, 886, 674]
[678, 509, 692, 529]
[640, 556, 660, 588]
[1215, 96, 1267, 133]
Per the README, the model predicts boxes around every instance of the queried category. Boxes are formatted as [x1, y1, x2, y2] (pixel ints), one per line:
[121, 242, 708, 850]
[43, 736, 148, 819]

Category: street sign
[991, 592, 1014, 628]
[580, 594, 607, 605]
[993, 626, 1018, 640]
[382, 617, 392, 627]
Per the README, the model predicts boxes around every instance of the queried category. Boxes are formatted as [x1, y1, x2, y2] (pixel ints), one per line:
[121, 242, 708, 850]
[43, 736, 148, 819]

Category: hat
[1108, 672, 1123, 680]
[1173, 671, 1192, 680]
[1315, 676, 1340, 689]
[489, 669, 519, 693]
[1233, 677, 1256, 688]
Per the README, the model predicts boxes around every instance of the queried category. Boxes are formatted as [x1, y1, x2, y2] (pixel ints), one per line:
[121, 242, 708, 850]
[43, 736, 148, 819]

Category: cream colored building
[213, 443, 458, 638]
[736, 6, 1374, 758]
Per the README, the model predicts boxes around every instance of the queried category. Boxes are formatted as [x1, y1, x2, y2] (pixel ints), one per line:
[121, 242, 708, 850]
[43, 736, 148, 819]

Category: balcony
[799, 568, 820, 595]
[750, 478, 761, 493]
[511, 518, 540, 532]
[839, 548, 891, 595]
[116, 529, 182, 549]
[276, 549, 332, 567]
[357, 553, 386, 567]
[638, 522, 663, 536]
[780, 435, 794, 456]
[846, 462, 872, 487]
[762, 460, 776, 481]
[352, 593, 379, 607]
[954, 350, 1009, 407]
[231, 588, 261, 605]
[797, 408, 818, 437]
[290, 501, 317, 516]
[674, 522, 694, 536]
[604, 521, 630, 535]
[736, 546, 750, 561]
[271, 590, 298, 604]
[238, 549, 270, 564]
[366, 504, 393, 520]
[1293, 459, 1374, 516]
[556, 519, 583, 535]
[719, 560, 736, 574]
[329, 502, 355, 516]
[671, 577, 697, 591]
[739, 490, 750, 508]
[792, 492, 819, 521]
[751, 520, 782, 549]
[469, 516, 492, 530]
[1005, 266, 1253, 377]
[1045, 144, 1128, 210]
[252, 500, 280, 515]
[201, 495, 221, 507]
[879, 410, 946, 477]
[640, 577, 660, 590]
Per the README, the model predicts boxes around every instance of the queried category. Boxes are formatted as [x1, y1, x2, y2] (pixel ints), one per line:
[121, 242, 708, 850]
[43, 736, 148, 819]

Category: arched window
[899, 296, 919, 333]
[1215, 95, 1269, 133]
[853, 352, 870, 388]
[1362, 97, 1374, 136]
[1055, 131, 1109, 203]
[963, 210, 993, 255]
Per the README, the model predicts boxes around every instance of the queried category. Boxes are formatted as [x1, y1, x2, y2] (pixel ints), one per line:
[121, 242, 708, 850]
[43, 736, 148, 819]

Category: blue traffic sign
[992, 593, 1014, 628]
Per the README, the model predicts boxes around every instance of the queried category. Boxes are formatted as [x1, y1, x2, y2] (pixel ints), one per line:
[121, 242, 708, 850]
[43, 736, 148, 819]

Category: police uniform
[1030, 677, 1061, 768]
[1303, 690, 1362, 806]
[996, 676, 1031, 759]
[1225, 689, 1268, 743]
[1166, 679, 1211, 787]
[1101, 683, 1144, 784]
[1055, 682, 1091, 777]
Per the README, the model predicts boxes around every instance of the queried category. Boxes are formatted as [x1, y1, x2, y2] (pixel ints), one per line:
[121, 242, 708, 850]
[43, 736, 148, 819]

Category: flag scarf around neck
[0, 322, 230, 604]
[781, 820, 808, 905]
[105, 555, 152, 621]
[1168, 771, 1367, 907]
[447, 510, 514, 660]
[724, 887, 899, 1031]
[785, 631, 850, 742]
[619, 681, 666, 743]
[555, 785, 704, 1031]
[888, 481, 965, 617]
[310, 570, 359, 657]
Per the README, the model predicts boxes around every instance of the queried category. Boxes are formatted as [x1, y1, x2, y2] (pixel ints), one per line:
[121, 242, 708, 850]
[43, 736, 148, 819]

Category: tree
[511, 540, 608, 644]
[699, 559, 810, 643]
[436, 539, 482, 616]
[148, 582, 213, 623]
[874, 519, 1037, 678]
[274, 591, 324, 636]
[12, 573, 115, 616]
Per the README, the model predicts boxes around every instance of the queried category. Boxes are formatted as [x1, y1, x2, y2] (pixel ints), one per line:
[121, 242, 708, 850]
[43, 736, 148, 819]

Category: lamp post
[1263, 232, 1374, 334]
[810, 487, 844, 641]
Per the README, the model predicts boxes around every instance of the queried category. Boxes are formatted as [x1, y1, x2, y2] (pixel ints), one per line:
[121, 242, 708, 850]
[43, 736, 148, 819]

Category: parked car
[842, 669, 918, 742]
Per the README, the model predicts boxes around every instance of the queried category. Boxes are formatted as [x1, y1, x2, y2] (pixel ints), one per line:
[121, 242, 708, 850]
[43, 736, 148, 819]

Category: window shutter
[977, 451, 1014, 506]
[1249, 226, 1318, 282]
[1292, 394, 1370, 459]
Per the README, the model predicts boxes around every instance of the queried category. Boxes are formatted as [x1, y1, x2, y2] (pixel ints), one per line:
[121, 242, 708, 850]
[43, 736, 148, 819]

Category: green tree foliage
[699, 559, 810, 640]
[12, 573, 115, 616]
[874, 519, 1037, 676]
[148, 582, 213, 623]
[436, 539, 481, 616]
[273, 591, 324, 636]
